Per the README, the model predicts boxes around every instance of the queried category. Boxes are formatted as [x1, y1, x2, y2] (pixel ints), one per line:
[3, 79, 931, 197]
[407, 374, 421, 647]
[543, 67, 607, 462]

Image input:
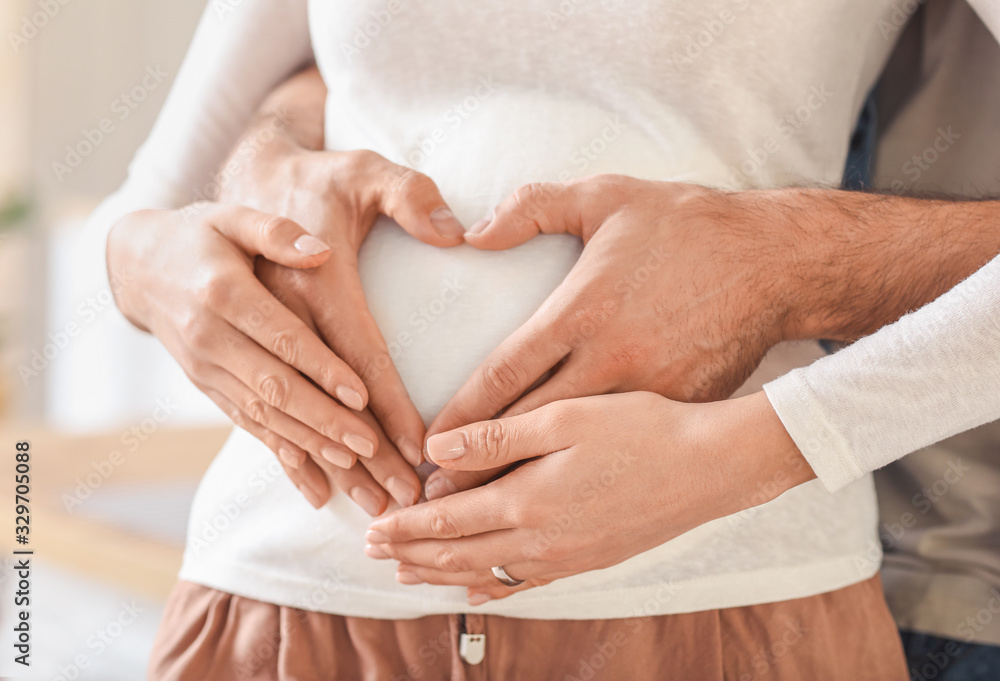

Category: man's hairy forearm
[740, 188, 1000, 342]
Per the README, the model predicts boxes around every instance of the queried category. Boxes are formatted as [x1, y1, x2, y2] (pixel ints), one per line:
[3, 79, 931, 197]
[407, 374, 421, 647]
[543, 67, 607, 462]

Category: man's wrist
[740, 187, 1000, 343]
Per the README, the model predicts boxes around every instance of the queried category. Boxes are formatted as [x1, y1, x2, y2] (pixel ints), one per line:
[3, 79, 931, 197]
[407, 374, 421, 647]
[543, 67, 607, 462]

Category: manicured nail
[321, 446, 354, 469]
[427, 431, 466, 462]
[425, 475, 459, 500]
[429, 207, 466, 238]
[466, 216, 491, 235]
[343, 433, 375, 458]
[365, 543, 390, 559]
[294, 234, 330, 256]
[350, 487, 383, 517]
[397, 570, 423, 585]
[336, 385, 365, 411]
[365, 529, 392, 544]
[468, 592, 491, 606]
[278, 447, 304, 469]
[385, 476, 417, 507]
[396, 437, 423, 466]
[297, 482, 325, 509]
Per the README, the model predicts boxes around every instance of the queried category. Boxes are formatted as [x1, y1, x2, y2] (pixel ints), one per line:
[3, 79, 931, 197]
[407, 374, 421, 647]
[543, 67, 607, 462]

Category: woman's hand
[423, 175, 798, 499]
[108, 203, 375, 508]
[365, 391, 815, 603]
[217, 134, 467, 515]
[109, 65, 468, 515]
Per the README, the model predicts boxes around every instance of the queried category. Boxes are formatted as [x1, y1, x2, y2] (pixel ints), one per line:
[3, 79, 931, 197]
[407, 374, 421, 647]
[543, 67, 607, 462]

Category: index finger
[427, 313, 569, 438]
[217, 272, 370, 411]
[366, 485, 515, 544]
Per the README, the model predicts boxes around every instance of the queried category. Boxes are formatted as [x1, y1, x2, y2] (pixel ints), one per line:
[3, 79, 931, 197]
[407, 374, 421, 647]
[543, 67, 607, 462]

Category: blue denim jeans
[901, 630, 1000, 681]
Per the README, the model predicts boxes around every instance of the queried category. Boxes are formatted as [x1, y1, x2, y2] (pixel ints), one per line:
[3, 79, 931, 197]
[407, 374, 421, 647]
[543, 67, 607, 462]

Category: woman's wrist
[700, 391, 817, 515]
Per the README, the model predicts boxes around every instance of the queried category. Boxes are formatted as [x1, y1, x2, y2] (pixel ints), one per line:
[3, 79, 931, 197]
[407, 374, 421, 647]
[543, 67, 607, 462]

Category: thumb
[208, 204, 332, 269]
[426, 402, 574, 470]
[371, 158, 466, 247]
[462, 181, 586, 251]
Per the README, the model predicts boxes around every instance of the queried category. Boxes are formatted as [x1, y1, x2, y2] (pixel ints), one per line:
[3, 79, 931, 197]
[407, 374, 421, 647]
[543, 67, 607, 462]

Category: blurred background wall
[0, 2, 230, 679]
[2, 0, 223, 431]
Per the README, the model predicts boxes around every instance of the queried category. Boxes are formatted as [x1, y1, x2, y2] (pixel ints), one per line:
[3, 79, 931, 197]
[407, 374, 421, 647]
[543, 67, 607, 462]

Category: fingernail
[336, 385, 365, 411]
[294, 234, 330, 256]
[297, 482, 326, 509]
[385, 476, 417, 507]
[278, 447, 304, 469]
[321, 446, 354, 468]
[425, 475, 459, 500]
[429, 207, 466, 239]
[350, 487, 383, 517]
[396, 437, 423, 466]
[468, 592, 491, 606]
[365, 529, 392, 544]
[397, 570, 423, 585]
[427, 431, 466, 462]
[343, 433, 375, 458]
[365, 543, 390, 559]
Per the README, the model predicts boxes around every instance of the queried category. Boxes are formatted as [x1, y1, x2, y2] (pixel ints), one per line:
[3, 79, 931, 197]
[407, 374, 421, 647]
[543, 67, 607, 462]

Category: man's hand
[424, 175, 1000, 499]
[423, 176, 792, 498]
[365, 391, 814, 603]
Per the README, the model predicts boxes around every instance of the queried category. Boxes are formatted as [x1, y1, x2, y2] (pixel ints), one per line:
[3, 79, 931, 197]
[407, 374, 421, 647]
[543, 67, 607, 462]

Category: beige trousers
[149, 574, 907, 681]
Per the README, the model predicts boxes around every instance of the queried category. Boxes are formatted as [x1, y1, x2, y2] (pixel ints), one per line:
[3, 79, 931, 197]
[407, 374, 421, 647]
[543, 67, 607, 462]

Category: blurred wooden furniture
[0, 424, 228, 600]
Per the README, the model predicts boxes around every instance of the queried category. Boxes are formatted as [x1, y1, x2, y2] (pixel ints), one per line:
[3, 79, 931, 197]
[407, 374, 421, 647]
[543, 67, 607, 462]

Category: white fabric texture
[766, 0, 1000, 493]
[90, 0, 931, 619]
[766, 257, 1000, 493]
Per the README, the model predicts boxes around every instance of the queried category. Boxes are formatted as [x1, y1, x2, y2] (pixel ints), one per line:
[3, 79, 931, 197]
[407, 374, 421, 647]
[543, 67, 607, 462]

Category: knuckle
[178, 314, 213, 351]
[199, 272, 232, 310]
[256, 214, 293, 244]
[257, 373, 290, 409]
[183, 357, 212, 383]
[429, 509, 461, 539]
[512, 182, 558, 228]
[435, 548, 463, 572]
[389, 168, 434, 205]
[270, 329, 298, 366]
[229, 410, 249, 430]
[474, 421, 508, 463]
[243, 397, 268, 425]
[481, 357, 524, 403]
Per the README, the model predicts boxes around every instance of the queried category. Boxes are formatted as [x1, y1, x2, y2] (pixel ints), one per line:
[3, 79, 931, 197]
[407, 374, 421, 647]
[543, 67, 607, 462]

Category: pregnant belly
[357, 217, 583, 424]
